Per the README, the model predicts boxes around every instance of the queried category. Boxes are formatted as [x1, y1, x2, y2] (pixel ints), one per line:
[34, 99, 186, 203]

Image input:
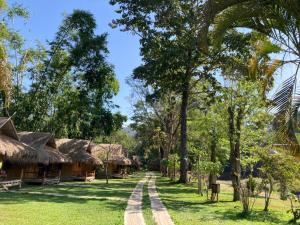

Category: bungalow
[0, 117, 38, 182]
[56, 138, 101, 181]
[91, 144, 132, 178]
[14, 132, 69, 184]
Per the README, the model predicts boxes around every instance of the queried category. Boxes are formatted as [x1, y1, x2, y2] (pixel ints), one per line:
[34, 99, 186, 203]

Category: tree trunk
[179, 80, 190, 183]
[209, 127, 217, 188]
[264, 177, 273, 212]
[173, 159, 176, 181]
[105, 149, 109, 184]
[228, 106, 242, 201]
[197, 155, 203, 195]
[198, 174, 203, 196]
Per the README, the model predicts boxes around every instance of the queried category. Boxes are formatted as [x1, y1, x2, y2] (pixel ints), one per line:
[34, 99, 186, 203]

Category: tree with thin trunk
[128, 79, 181, 176]
[97, 138, 113, 184]
[110, 0, 215, 183]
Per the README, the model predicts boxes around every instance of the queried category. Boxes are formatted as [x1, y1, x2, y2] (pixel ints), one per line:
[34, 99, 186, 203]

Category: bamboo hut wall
[5, 163, 62, 180]
[61, 164, 73, 180]
[97, 163, 129, 178]
[6, 166, 22, 179]
[61, 163, 95, 180]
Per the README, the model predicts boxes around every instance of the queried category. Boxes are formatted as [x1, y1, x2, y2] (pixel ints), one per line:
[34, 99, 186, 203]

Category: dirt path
[148, 172, 175, 225]
[124, 175, 148, 225]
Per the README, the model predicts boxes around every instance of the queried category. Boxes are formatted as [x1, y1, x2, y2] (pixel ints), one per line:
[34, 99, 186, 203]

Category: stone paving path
[148, 172, 175, 225]
[124, 175, 148, 225]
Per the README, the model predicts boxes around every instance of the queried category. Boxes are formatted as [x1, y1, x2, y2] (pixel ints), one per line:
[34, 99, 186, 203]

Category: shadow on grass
[0, 176, 143, 210]
[200, 200, 233, 205]
[216, 209, 289, 224]
[0, 191, 128, 213]
[11, 178, 141, 201]
[155, 176, 291, 224]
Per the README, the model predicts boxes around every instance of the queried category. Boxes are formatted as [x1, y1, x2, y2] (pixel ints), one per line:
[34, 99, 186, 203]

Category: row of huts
[0, 117, 141, 184]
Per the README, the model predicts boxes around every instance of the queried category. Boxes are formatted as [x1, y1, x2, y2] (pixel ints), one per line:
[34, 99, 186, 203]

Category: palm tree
[201, 0, 300, 154]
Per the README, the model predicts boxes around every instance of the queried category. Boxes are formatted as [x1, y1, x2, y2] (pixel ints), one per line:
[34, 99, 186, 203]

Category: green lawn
[1, 172, 295, 225]
[155, 175, 293, 225]
[0, 173, 145, 225]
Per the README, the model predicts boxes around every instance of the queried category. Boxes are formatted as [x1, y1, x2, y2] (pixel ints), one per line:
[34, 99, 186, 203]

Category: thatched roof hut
[17, 132, 69, 164]
[56, 139, 101, 165]
[91, 144, 131, 166]
[0, 117, 38, 160]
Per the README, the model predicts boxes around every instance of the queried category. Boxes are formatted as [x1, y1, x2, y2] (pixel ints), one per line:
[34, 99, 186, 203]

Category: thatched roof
[0, 134, 37, 160]
[56, 139, 101, 165]
[0, 117, 19, 140]
[0, 117, 38, 161]
[18, 132, 56, 150]
[91, 144, 132, 166]
[16, 132, 69, 164]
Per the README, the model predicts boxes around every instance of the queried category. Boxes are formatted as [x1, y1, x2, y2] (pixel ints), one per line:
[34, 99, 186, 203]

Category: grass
[155, 175, 293, 225]
[142, 178, 155, 225]
[1, 171, 293, 225]
[0, 173, 145, 225]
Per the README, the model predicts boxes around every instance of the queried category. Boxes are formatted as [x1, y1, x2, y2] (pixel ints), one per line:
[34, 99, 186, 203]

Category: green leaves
[0, 0, 6, 10]
[8, 10, 123, 139]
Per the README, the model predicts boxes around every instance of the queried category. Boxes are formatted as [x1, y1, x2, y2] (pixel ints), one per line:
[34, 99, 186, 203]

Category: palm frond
[270, 74, 300, 154]
[199, 0, 250, 52]
[212, 1, 263, 48]
[271, 74, 296, 121]
[266, 59, 281, 78]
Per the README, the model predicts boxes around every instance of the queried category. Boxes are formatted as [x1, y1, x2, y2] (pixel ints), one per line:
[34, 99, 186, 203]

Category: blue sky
[7, 0, 141, 122]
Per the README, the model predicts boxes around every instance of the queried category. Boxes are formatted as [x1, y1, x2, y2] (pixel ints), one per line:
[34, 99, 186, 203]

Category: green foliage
[259, 149, 300, 194]
[209, 0, 300, 154]
[8, 10, 123, 139]
[0, 0, 28, 108]
[111, 0, 221, 182]
[189, 145, 222, 176]
[95, 128, 137, 152]
[129, 79, 181, 167]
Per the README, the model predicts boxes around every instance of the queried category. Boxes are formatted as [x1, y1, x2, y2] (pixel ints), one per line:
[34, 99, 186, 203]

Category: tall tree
[219, 32, 280, 201]
[128, 78, 181, 175]
[11, 10, 122, 138]
[0, 0, 28, 114]
[111, 0, 214, 183]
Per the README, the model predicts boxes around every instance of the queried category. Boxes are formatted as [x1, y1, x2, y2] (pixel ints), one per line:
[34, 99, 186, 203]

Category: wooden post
[20, 169, 24, 188]
[43, 171, 46, 185]
[211, 183, 220, 202]
[85, 171, 87, 182]
[58, 170, 61, 182]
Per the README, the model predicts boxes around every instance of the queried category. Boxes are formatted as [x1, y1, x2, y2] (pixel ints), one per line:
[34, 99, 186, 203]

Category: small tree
[259, 149, 299, 212]
[288, 194, 300, 224]
[190, 145, 221, 198]
[95, 113, 126, 184]
[168, 154, 179, 181]
[97, 142, 113, 184]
